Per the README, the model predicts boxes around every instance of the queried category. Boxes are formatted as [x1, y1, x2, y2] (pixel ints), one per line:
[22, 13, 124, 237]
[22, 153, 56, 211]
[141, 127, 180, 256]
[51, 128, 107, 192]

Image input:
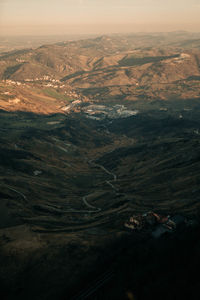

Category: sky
[0, 0, 200, 36]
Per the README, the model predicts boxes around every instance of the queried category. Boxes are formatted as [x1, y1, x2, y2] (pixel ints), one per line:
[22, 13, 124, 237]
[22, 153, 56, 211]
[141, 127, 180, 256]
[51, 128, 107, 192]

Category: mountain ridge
[1, 32, 200, 107]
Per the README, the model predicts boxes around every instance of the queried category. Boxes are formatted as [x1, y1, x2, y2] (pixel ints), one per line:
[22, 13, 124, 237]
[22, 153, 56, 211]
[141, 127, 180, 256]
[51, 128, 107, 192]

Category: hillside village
[83, 104, 139, 120]
[0, 78, 89, 114]
[124, 211, 189, 238]
[0, 79, 142, 118]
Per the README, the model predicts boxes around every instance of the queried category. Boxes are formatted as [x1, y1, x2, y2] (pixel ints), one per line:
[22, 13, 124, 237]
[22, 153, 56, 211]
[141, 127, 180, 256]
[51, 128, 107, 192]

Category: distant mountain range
[0, 32, 200, 103]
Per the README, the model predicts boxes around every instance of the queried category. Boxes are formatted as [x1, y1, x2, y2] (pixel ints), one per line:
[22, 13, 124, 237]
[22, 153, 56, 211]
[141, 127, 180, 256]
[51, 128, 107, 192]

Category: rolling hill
[0, 32, 200, 107]
[0, 32, 200, 300]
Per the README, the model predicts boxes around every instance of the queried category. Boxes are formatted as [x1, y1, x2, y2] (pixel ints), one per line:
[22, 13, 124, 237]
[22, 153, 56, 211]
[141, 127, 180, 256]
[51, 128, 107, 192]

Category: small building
[170, 215, 185, 226]
[152, 225, 171, 239]
[124, 222, 135, 230]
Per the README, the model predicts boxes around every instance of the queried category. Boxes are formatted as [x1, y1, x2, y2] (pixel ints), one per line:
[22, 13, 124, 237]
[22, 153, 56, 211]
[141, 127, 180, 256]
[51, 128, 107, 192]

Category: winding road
[2, 159, 118, 215]
[2, 184, 27, 201]
[70, 268, 114, 300]
[2, 163, 118, 299]
[82, 196, 101, 212]
[81, 159, 118, 212]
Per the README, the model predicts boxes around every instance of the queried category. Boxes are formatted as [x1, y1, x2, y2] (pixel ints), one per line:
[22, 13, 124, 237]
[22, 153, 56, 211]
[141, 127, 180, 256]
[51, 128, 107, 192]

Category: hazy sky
[1, 0, 200, 35]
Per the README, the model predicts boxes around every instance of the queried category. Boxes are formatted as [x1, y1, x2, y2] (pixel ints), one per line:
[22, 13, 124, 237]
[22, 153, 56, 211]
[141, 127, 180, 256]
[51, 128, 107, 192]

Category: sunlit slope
[1, 34, 200, 102]
[0, 81, 80, 114]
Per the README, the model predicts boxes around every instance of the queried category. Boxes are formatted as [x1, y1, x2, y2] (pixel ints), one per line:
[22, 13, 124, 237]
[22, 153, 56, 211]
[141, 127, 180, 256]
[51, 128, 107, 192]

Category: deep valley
[0, 32, 200, 300]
